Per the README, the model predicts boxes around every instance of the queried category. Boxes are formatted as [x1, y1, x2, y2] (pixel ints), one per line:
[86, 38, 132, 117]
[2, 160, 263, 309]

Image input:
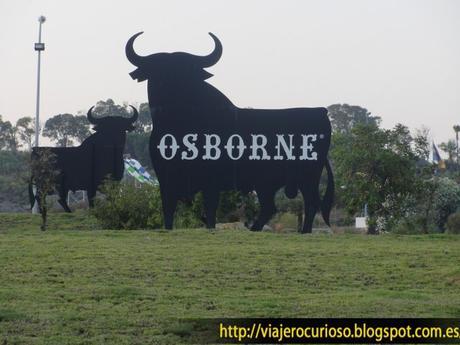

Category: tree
[43, 113, 90, 147]
[440, 140, 457, 163]
[413, 127, 430, 162]
[331, 123, 419, 233]
[93, 99, 131, 118]
[15, 117, 35, 150]
[453, 124, 460, 167]
[134, 102, 152, 133]
[30, 149, 59, 230]
[327, 104, 381, 135]
[0, 115, 17, 151]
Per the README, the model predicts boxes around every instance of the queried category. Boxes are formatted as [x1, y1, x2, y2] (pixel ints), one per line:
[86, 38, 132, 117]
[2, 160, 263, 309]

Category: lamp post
[32, 15, 46, 214]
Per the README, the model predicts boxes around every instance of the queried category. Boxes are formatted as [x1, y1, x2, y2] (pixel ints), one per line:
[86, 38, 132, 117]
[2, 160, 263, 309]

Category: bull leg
[203, 189, 219, 229]
[251, 187, 277, 231]
[58, 189, 72, 213]
[161, 190, 178, 230]
[87, 189, 96, 208]
[300, 186, 320, 234]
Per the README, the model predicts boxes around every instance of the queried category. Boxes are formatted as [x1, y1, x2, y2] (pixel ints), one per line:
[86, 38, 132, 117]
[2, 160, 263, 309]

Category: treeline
[1, 100, 459, 233]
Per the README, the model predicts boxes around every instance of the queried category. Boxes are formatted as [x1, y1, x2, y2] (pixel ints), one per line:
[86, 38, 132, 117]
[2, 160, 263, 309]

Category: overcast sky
[0, 0, 459, 144]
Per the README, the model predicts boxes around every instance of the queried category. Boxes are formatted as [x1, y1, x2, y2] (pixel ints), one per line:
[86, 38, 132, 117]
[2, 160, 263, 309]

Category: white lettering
[224, 134, 246, 160]
[249, 134, 270, 160]
[181, 134, 199, 160]
[203, 134, 221, 160]
[157, 134, 179, 160]
[274, 134, 295, 160]
[300, 134, 317, 160]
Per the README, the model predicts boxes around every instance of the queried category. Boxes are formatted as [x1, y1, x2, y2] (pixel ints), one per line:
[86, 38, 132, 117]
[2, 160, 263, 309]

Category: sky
[0, 0, 459, 145]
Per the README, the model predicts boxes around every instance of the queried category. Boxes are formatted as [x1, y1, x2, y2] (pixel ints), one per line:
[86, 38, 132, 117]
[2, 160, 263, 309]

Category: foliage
[446, 212, 460, 234]
[92, 180, 204, 230]
[331, 123, 420, 233]
[125, 131, 151, 168]
[439, 139, 457, 164]
[431, 177, 460, 231]
[30, 149, 59, 230]
[92, 98, 132, 118]
[135, 102, 152, 133]
[216, 191, 259, 224]
[275, 191, 304, 231]
[15, 117, 35, 151]
[0, 151, 30, 211]
[0, 115, 16, 151]
[42, 113, 91, 147]
[327, 104, 381, 135]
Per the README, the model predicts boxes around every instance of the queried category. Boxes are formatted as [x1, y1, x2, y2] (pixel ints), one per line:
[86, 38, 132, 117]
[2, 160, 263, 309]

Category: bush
[92, 180, 204, 230]
[93, 180, 159, 229]
[392, 215, 437, 235]
[446, 212, 460, 234]
[432, 178, 460, 231]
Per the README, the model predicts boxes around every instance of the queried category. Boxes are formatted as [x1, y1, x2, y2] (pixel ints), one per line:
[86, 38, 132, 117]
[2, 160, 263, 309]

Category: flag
[123, 158, 157, 185]
[432, 142, 441, 163]
[432, 142, 446, 170]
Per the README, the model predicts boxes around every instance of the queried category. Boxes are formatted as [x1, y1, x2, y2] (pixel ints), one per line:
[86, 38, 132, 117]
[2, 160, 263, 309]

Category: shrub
[92, 180, 204, 230]
[93, 180, 159, 229]
[392, 215, 437, 235]
[432, 178, 460, 231]
[446, 212, 460, 234]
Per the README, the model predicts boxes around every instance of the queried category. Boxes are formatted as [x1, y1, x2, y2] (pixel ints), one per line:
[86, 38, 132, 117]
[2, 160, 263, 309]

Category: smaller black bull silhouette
[29, 106, 138, 212]
[126, 32, 334, 233]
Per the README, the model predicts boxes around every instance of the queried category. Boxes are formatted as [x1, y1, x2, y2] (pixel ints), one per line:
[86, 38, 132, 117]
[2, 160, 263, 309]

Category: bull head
[125, 32, 222, 82]
[87, 105, 138, 132]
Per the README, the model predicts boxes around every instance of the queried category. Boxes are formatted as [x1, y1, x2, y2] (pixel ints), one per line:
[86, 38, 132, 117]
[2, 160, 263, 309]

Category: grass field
[0, 212, 459, 344]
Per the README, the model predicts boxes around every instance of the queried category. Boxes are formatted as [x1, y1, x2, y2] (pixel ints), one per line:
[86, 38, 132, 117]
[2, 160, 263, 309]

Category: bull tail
[28, 179, 36, 209]
[320, 159, 334, 226]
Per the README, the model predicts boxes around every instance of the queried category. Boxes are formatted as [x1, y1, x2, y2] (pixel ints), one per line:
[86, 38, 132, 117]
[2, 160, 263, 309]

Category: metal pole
[32, 16, 46, 214]
[35, 21, 43, 148]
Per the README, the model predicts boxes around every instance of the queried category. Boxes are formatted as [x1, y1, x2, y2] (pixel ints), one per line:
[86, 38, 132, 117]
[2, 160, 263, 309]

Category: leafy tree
[135, 102, 152, 133]
[0, 115, 16, 151]
[327, 104, 381, 135]
[331, 123, 419, 233]
[431, 177, 460, 231]
[15, 117, 35, 150]
[30, 149, 59, 230]
[440, 140, 457, 163]
[42, 113, 90, 147]
[125, 132, 151, 168]
[93, 99, 131, 118]
[413, 127, 431, 162]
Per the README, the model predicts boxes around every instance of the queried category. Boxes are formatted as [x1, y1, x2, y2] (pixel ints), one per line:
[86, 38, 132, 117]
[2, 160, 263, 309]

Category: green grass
[0, 212, 459, 344]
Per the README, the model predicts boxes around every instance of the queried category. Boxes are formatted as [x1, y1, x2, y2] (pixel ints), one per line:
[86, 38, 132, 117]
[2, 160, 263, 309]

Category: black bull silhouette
[29, 106, 138, 212]
[126, 32, 334, 233]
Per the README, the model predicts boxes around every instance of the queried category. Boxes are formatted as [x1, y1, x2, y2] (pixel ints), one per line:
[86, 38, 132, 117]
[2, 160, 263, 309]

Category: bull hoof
[250, 224, 263, 232]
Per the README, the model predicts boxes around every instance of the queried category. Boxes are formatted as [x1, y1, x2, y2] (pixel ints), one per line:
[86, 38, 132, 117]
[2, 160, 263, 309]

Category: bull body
[126, 32, 334, 232]
[30, 107, 137, 212]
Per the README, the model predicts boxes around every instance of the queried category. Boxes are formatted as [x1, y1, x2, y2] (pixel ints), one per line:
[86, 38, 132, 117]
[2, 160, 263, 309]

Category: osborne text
[156, 133, 323, 161]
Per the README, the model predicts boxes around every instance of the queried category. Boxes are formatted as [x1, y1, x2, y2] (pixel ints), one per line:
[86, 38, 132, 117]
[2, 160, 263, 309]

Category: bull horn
[126, 31, 145, 66]
[199, 32, 222, 67]
[128, 105, 139, 123]
[87, 106, 100, 124]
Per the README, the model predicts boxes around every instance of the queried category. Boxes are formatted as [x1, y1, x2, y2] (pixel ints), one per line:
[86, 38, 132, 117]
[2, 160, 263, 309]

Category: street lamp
[32, 15, 46, 214]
